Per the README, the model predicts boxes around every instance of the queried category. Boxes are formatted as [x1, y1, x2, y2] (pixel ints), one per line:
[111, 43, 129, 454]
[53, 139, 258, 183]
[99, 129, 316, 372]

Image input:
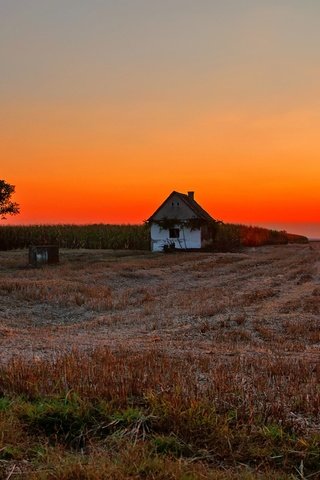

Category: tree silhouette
[0, 179, 20, 219]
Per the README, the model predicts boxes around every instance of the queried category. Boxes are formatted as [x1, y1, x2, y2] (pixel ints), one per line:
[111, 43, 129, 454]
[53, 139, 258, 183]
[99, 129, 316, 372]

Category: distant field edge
[0, 223, 309, 251]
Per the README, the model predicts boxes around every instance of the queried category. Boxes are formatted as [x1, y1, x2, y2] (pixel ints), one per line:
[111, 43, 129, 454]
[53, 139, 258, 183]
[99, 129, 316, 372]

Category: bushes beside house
[212, 223, 308, 251]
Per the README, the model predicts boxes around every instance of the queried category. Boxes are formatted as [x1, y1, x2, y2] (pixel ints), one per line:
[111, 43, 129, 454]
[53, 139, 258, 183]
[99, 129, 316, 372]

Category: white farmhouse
[147, 191, 216, 252]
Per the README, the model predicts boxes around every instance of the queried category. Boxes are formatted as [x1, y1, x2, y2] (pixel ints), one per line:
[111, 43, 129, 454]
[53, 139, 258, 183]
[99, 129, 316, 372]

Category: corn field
[0, 224, 150, 250]
[0, 223, 308, 251]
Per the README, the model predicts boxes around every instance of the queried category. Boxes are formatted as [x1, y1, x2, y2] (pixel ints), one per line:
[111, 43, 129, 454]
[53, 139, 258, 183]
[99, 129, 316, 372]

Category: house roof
[147, 191, 215, 222]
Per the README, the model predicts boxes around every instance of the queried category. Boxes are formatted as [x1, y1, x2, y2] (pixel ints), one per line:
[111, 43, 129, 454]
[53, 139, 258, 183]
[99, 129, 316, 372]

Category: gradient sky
[1, 0, 320, 237]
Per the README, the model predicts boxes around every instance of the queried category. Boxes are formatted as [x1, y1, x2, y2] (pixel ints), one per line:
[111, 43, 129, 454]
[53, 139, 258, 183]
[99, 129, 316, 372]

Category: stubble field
[0, 243, 319, 479]
[1, 243, 319, 361]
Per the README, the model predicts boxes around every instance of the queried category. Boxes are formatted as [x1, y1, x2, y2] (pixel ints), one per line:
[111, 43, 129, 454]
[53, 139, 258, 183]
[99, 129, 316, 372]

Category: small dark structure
[29, 245, 59, 266]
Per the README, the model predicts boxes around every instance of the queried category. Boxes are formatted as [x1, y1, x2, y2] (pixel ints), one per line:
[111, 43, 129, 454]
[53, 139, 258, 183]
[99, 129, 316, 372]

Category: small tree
[0, 179, 20, 219]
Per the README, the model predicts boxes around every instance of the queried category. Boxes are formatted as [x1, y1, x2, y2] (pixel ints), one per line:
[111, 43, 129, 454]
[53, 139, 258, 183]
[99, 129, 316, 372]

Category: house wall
[150, 224, 201, 252]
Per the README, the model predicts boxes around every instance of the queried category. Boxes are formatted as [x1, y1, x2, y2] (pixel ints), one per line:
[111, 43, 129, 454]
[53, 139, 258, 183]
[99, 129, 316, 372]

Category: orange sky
[1, 1, 320, 237]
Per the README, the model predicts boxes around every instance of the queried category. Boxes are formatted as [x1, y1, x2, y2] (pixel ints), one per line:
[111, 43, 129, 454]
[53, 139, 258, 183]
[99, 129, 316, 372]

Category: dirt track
[0, 243, 319, 363]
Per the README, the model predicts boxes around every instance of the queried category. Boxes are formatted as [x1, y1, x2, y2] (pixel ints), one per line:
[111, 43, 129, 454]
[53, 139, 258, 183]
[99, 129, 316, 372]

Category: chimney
[187, 191, 194, 200]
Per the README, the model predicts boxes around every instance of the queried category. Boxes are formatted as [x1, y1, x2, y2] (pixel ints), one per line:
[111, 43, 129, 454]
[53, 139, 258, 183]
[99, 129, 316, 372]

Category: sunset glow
[1, 1, 320, 237]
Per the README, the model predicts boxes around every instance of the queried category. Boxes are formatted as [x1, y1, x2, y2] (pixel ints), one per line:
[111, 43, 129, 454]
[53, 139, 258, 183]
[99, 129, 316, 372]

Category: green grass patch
[0, 348, 318, 478]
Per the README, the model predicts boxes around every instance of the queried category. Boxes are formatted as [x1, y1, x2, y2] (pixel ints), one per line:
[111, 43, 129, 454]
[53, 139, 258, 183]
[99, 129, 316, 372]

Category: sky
[1, 0, 320, 237]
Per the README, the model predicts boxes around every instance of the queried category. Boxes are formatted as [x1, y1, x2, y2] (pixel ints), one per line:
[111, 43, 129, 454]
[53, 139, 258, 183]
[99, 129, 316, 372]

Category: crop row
[0, 223, 308, 250]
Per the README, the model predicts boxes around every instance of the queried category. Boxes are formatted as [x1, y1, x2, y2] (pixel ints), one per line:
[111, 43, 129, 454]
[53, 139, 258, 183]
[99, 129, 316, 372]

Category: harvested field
[0, 243, 319, 479]
[0, 243, 319, 362]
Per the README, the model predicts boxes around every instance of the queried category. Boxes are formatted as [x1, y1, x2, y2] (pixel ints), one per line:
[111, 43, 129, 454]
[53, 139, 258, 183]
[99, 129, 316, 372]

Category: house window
[169, 228, 180, 238]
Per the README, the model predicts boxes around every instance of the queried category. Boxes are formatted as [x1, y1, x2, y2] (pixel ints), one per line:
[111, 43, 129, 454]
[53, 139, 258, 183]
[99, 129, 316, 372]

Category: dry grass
[0, 242, 319, 478]
[0, 348, 319, 478]
[0, 243, 319, 356]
